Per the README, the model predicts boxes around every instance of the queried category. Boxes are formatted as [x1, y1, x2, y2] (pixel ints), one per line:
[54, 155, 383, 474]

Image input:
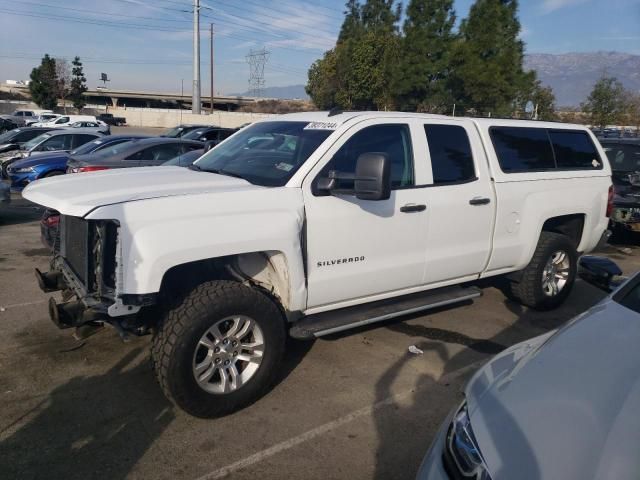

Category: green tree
[29, 54, 58, 110]
[306, 0, 400, 110]
[69, 56, 88, 112]
[581, 75, 626, 129]
[531, 82, 557, 121]
[452, 0, 529, 116]
[340, 0, 399, 109]
[393, 0, 456, 112]
[623, 91, 640, 136]
[306, 49, 339, 109]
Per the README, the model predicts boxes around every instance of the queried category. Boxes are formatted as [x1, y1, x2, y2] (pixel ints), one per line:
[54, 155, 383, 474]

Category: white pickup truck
[24, 111, 612, 417]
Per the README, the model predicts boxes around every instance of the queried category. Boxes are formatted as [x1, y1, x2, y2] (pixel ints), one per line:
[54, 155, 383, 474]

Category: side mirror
[578, 256, 623, 293]
[204, 140, 216, 152]
[354, 152, 391, 201]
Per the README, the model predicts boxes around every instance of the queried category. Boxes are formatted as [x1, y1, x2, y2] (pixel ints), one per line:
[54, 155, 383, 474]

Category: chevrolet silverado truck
[23, 112, 612, 418]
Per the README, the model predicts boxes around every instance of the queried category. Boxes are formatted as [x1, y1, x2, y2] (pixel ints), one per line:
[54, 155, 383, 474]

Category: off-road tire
[151, 280, 286, 418]
[505, 232, 577, 310]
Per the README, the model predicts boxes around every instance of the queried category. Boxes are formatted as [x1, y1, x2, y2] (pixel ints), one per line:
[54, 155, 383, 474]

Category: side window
[133, 144, 182, 161]
[490, 127, 555, 172]
[219, 130, 234, 141]
[424, 124, 475, 184]
[203, 130, 219, 141]
[55, 117, 70, 124]
[183, 143, 203, 152]
[95, 139, 127, 152]
[604, 145, 640, 172]
[549, 130, 602, 169]
[72, 134, 98, 148]
[40, 135, 71, 151]
[322, 124, 414, 189]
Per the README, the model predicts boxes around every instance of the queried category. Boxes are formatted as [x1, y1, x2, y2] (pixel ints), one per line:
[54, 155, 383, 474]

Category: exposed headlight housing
[444, 402, 492, 480]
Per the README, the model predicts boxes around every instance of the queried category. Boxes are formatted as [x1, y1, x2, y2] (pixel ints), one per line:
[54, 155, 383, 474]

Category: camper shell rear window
[490, 126, 602, 173]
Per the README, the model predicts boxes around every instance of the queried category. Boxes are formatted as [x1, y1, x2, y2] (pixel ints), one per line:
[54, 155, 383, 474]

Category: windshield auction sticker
[304, 121, 338, 130]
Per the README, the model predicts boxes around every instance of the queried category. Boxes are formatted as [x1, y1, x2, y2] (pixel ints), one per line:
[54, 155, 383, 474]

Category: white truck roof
[264, 111, 589, 133]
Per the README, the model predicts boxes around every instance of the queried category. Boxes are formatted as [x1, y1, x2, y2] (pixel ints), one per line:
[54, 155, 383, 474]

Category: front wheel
[151, 280, 286, 418]
[505, 232, 577, 310]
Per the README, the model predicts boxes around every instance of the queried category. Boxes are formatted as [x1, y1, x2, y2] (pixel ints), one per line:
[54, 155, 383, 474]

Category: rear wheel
[151, 280, 286, 418]
[505, 232, 577, 310]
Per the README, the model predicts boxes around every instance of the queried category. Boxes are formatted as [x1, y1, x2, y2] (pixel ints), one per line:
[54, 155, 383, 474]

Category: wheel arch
[158, 251, 300, 315]
[541, 214, 585, 249]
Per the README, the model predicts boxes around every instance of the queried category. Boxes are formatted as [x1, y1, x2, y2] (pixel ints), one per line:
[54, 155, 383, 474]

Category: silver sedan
[417, 257, 636, 480]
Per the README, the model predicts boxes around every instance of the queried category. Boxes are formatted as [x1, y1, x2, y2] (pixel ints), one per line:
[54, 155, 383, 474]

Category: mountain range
[524, 51, 640, 107]
[237, 51, 639, 107]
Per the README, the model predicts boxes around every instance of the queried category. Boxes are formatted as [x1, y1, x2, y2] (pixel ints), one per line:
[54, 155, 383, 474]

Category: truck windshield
[194, 121, 333, 186]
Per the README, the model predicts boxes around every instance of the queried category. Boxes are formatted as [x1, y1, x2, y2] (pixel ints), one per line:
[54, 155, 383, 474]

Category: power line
[201, 0, 340, 38]
[0, 8, 188, 32]
[0, 0, 192, 23]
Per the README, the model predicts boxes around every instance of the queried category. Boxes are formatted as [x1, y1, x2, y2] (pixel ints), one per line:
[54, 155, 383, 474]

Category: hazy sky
[0, 0, 638, 95]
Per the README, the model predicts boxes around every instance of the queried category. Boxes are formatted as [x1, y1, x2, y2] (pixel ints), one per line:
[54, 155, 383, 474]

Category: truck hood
[465, 300, 640, 480]
[22, 166, 259, 217]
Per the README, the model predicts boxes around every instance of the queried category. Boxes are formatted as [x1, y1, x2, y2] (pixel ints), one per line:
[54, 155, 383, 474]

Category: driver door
[302, 120, 429, 311]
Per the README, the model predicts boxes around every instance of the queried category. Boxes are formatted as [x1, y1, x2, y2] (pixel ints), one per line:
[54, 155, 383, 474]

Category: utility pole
[192, 0, 201, 114]
[210, 23, 214, 114]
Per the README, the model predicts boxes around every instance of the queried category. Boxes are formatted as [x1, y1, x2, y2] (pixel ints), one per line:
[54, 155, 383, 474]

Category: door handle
[400, 203, 426, 213]
[469, 197, 491, 206]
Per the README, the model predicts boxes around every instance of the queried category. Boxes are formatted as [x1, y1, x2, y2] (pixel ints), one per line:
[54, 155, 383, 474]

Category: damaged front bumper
[36, 214, 157, 337]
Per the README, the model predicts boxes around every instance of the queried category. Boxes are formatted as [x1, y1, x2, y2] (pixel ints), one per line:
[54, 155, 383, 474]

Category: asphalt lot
[2, 135, 640, 479]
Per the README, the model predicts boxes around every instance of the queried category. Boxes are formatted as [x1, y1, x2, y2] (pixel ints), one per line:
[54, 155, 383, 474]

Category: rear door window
[490, 127, 555, 172]
[549, 130, 602, 169]
[424, 125, 476, 184]
[72, 134, 99, 149]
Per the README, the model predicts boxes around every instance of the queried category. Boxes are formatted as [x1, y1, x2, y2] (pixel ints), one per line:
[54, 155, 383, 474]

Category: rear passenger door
[421, 121, 495, 284]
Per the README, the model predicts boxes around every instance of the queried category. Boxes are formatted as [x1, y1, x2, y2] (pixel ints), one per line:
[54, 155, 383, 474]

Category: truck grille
[61, 215, 90, 284]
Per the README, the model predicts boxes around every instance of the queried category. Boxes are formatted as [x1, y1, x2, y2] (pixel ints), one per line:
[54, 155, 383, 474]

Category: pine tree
[452, 0, 528, 116]
[393, 0, 456, 112]
[29, 54, 58, 110]
[69, 56, 88, 112]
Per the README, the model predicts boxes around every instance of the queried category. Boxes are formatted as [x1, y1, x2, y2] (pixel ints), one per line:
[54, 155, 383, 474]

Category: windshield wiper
[201, 168, 246, 180]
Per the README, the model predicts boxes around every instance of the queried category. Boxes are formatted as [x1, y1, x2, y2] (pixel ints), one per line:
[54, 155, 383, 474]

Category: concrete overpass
[2, 83, 258, 111]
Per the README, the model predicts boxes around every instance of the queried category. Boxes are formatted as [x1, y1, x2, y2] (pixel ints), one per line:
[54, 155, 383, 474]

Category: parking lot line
[193, 359, 484, 480]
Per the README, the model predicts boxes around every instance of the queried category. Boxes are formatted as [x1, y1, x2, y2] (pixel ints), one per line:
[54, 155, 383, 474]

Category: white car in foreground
[24, 111, 612, 417]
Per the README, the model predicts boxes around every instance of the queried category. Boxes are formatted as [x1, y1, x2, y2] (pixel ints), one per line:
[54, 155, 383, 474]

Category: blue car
[7, 134, 148, 191]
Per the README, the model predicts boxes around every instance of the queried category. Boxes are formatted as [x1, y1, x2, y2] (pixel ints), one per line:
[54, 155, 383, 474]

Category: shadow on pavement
[371, 280, 608, 480]
[0, 195, 44, 227]
[0, 348, 175, 480]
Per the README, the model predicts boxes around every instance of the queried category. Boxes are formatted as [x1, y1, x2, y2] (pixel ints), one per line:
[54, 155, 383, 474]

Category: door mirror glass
[354, 152, 391, 200]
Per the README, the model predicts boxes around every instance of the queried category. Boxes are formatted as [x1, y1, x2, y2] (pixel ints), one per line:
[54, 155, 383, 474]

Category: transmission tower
[246, 48, 270, 98]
